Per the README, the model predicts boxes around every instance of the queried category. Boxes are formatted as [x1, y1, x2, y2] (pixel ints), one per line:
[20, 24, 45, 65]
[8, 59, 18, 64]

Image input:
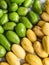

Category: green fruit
[33, 0, 42, 14]
[3, 22, 16, 30]
[9, 3, 18, 12]
[3, 10, 8, 14]
[0, 0, 7, 9]
[0, 14, 8, 25]
[23, 0, 32, 7]
[0, 9, 3, 18]
[20, 17, 33, 29]
[0, 26, 4, 33]
[15, 23, 26, 37]
[9, 12, 19, 23]
[28, 11, 38, 25]
[0, 34, 11, 51]
[5, 0, 11, 5]
[0, 45, 6, 58]
[6, 31, 20, 44]
[11, 0, 25, 4]
[17, 7, 28, 16]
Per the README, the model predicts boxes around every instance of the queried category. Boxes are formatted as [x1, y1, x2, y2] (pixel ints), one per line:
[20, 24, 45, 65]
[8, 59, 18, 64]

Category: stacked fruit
[0, 0, 49, 65]
[0, 0, 40, 57]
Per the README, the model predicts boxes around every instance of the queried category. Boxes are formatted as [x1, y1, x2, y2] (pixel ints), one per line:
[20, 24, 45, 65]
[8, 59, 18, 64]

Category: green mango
[33, 0, 42, 14]
[0, 34, 11, 51]
[0, 14, 8, 25]
[9, 3, 18, 12]
[0, 0, 7, 9]
[3, 22, 16, 30]
[11, 0, 25, 4]
[0, 26, 4, 33]
[28, 11, 38, 25]
[0, 9, 3, 18]
[20, 17, 33, 29]
[0, 45, 6, 58]
[3, 10, 8, 14]
[17, 7, 28, 16]
[23, 0, 32, 7]
[9, 12, 19, 23]
[6, 31, 20, 44]
[15, 23, 26, 37]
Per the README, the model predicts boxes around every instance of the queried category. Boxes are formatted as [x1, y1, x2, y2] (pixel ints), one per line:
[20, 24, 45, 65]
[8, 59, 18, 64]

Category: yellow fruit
[42, 36, 49, 54]
[33, 26, 44, 38]
[22, 63, 29, 65]
[6, 52, 20, 65]
[33, 41, 48, 58]
[42, 23, 49, 36]
[41, 12, 49, 21]
[12, 44, 26, 59]
[0, 62, 9, 65]
[27, 29, 37, 42]
[21, 37, 34, 53]
[43, 58, 49, 65]
[26, 54, 43, 65]
[37, 20, 45, 27]
[45, 4, 49, 14]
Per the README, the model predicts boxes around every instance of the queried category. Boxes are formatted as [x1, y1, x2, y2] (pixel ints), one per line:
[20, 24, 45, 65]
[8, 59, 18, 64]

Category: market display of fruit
[0, 0, 49, 65]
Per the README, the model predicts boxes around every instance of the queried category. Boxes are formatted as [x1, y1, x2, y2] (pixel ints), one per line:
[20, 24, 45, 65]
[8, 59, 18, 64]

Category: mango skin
[6, 31, 20, 44]
[12, 44, 26, 59]
[26, 54, 43, 65]
[0, 34, 11, 51]
[28, 11, 38, 25]
[0, 62, 9, 65]
[6, 52, 20, 65]
[11, 0, 25, 4]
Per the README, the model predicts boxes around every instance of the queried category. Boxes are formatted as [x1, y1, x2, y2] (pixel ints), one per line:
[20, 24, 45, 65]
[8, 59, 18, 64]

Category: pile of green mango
[0, 0, 42, 58]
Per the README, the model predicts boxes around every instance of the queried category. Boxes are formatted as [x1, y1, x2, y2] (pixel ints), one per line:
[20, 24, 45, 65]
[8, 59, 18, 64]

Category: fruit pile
[0, 0, 49, 65]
